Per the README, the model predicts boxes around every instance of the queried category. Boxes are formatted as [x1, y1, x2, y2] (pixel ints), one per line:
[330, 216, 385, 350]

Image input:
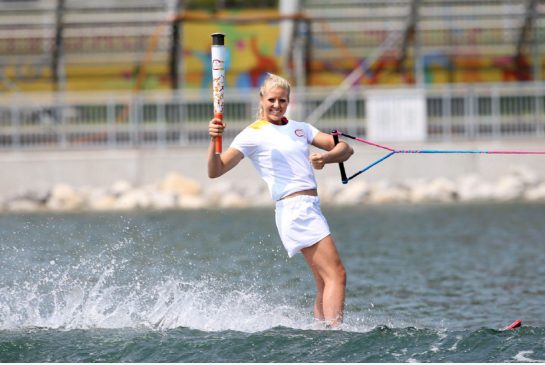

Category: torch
[211, 33, 226, 154]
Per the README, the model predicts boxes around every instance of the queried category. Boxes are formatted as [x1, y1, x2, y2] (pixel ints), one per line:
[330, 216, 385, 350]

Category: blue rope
[345, 151, 397, 183]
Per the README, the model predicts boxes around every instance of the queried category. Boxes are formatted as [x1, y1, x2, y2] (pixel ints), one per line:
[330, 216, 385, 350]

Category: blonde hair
[257, 73, 291, 119]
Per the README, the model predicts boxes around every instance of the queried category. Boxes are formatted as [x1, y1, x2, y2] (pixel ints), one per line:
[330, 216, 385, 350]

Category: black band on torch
[211, 33, 225, 46]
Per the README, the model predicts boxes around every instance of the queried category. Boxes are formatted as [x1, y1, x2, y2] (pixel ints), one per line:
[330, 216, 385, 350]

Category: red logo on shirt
[294, 129, 304, 137]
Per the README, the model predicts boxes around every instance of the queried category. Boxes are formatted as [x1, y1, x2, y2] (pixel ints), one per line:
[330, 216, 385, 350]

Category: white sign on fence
[367, 89, 427, 142]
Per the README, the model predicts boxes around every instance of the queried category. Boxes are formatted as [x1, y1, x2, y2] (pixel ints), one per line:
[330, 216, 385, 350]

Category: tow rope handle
[332, 130, 348, 184]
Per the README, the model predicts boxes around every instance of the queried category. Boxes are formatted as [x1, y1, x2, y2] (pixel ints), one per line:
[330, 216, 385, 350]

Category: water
[1, 203, 545, 362]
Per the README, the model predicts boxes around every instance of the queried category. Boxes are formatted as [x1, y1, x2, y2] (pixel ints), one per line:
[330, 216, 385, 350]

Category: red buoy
[503, 319, 522, 331]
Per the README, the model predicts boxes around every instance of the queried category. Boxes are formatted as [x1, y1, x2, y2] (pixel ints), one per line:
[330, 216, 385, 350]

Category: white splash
[513, 350, 545, 363]
[1, 265, 390, 333]
[0, 265, 314, 333]
[1, 234, 383, 334]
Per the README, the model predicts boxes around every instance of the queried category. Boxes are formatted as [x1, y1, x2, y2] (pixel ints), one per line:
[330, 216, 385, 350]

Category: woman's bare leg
[302, 235, 346, 326]
[308, 264, 325, 321]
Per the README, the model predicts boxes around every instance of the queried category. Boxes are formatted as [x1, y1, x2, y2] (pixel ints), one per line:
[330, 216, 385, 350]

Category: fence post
[176, 89, 188, 145]
[130, 94, 141, 147]
[443, 86, 452, 141]
[107, 97, 116, 148]
[537, 82, 544, 137]
[57, 93, 67, 148]
[464, 85, 475, 138]
[158, 99, 166, 147]
[10, 97, 20, 149]
[492, 86, 500, 138]
[347, 86, 357, 135]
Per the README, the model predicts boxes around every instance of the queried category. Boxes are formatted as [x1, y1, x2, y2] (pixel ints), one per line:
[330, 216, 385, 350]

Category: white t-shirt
[230, 119, 320, 201]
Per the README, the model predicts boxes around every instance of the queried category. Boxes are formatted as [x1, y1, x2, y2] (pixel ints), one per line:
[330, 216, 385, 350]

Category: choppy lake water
[1, 203, 544, 362]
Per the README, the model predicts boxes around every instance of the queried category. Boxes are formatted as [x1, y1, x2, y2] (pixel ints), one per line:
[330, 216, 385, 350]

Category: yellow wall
[1, 9, 542, 92]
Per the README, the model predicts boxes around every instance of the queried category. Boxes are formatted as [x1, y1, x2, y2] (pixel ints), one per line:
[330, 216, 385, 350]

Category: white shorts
[274, 195, 331, 258]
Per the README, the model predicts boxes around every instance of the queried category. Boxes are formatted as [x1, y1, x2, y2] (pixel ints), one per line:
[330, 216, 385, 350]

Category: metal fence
[1, 82, 544, 150]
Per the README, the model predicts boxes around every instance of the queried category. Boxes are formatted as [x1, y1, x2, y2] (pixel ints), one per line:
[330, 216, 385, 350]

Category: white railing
[0, 82, 544, 150]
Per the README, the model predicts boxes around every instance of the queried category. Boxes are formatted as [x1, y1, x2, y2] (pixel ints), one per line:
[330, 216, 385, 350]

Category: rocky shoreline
[2, 167, 545, 213]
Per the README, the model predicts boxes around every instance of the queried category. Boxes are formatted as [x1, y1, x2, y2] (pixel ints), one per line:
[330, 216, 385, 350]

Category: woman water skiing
[207, 73, 353, 326]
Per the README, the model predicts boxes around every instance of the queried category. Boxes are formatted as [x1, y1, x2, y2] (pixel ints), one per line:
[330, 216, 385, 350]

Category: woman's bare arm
[309, 131, 354, 170]
[207, 118, 244, 178]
